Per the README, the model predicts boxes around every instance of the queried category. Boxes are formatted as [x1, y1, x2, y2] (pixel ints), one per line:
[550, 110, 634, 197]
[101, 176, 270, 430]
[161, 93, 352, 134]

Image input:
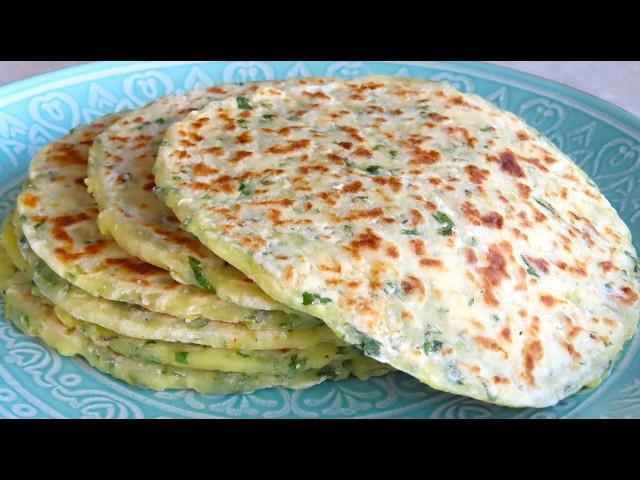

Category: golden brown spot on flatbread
[339, 126, 364, 143]
[51, 212, 91, 245]
[326, 153, 345, 165]
[410, 239, 425, 256]
[409, 149, 441, 166]
[464, 165, 490, 185]
[48, 143, 88, 167]
[526, 256, 550, 274]
[190, 116, 211, 129]
[266, 138, 311, 154]
[229, 150, 253, 163]
[409, 209, 424, 227]
[319, 263, 342, 274]
[54, 239, 110, 263]
[615, 286, 639, 306]
[522, 340, 544, 387]
[500, 327, 512, 343]
[350, 228, 382, 252]
[427, 112, 449, 122]
[517, 183, 531, 199]
[235, 131, 253, 144]
[477, 242, 511, 307]
[353, 147, 372, 158]
[191, 162, 218, 176]
[540, 294, 559, 308]
[298, 165, 330, 174]
[420, 258, 443, 268]
[401, 275, 425, 299]
[474, 336, 507, 358]
[372, 176, 402, 193]
[103, 257, 165, 276]
[343, 181, 363, 193]
[21, 194, 39, 208]
[495, 150, 526, 178]
[203, 146, 224, 156]
[599, 261, 615, 272]
[386, 245, 400, 259]
[464, 248, 477, 264]
[461, 201, 503, 229]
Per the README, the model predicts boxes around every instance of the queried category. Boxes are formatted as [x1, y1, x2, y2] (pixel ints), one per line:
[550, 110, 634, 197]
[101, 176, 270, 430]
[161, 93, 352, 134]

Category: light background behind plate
[1, 61, 639, 116]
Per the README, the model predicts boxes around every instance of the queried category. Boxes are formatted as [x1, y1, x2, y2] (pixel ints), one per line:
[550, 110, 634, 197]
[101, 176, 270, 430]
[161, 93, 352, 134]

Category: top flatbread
[155, 75, 640, 407]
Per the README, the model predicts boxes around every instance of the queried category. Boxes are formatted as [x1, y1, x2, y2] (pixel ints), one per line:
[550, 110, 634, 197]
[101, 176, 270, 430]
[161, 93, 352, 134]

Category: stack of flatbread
[1, 75, 637, 407]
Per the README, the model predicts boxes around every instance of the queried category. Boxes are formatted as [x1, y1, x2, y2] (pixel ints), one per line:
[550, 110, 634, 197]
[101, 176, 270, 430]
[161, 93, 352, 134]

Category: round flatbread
[155, 75, 640, 407]
[88, 79, 329, 311]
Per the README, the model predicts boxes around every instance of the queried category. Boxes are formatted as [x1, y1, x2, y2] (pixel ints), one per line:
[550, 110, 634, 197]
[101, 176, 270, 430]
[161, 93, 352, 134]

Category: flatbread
[155, 75, 640, 407]
[88, 79, 329, 311]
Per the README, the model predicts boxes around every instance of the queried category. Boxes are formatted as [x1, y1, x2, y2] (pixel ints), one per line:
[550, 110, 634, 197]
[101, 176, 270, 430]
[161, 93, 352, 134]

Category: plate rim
[0, 60, 638, 136]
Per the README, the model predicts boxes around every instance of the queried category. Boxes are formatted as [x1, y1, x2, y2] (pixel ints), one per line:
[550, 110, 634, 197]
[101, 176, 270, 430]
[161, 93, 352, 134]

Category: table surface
[0, 61, 638, 117]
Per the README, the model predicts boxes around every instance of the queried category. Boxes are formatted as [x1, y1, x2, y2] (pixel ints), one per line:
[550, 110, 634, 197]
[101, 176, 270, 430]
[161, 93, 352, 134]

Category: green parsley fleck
[155, 118, 166, 125]
[432, 211, 455, 236]
[159, 139, 171, 147]
[288, 354, 306, 377]
[372, 144, 385, 151]
[401, 229, 421, 236]
[624, 251, 640, 274]
[362, 336, 381, 356]
[302, 292, 332, 306]
[261, 114, 274, 121]
[175, 351, 189, 365]
[237, 119, 250, 128]
[521, 255, 540, 278]
[423, 340, 443, 354]
[365, 165, 381, 174]
[236, 96, 252, 110]
[317, 364, 339, 378]
[279, 321, 294, 331]
[239, 182, 251, 196]
[188, 256, 215, 293]
[468, 297, 475, 306]
[534, 197, 556, 215]
[389, 150, 398, 159]
[236, 351, 250, 358]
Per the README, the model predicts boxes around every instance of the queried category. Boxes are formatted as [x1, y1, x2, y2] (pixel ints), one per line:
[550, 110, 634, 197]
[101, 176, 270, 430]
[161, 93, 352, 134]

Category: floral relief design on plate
[0, 60, 638, 418]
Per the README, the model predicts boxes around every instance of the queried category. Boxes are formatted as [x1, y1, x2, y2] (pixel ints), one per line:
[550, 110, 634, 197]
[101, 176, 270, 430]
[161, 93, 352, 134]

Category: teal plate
[1, 61, 639, 419]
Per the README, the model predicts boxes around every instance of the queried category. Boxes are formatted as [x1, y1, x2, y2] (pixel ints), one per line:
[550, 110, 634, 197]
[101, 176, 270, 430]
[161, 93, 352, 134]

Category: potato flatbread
[155, 75, 640, 407]
[88, 79, 330, 311]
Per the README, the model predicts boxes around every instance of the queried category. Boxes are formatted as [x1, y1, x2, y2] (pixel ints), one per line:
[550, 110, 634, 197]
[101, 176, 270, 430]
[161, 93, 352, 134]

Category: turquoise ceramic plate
[1, 61, 639, 419]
